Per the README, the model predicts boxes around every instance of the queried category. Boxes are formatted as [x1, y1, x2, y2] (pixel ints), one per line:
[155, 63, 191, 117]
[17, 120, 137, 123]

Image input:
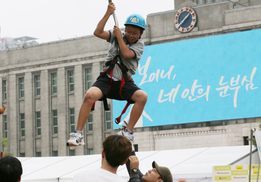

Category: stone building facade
[1, 0, 261, 157]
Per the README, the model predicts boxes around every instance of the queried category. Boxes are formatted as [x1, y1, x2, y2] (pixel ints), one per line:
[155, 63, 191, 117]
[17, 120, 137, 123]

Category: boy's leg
[128, 90, 147, 131]
[76, 87, 103, 131]
[67, 87, 103, 146]
[118, 89, 147, 150]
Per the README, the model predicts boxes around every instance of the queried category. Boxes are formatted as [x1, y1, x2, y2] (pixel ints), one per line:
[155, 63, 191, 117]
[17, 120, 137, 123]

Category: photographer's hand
[129, 155, 139, 169]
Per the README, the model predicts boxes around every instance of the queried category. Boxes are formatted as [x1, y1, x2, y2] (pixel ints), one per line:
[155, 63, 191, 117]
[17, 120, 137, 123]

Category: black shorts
[92, 74, 141, 103]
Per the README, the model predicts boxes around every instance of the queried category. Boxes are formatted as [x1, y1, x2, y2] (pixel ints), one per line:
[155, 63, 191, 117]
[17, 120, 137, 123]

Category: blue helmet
[124, 14, 146, 30]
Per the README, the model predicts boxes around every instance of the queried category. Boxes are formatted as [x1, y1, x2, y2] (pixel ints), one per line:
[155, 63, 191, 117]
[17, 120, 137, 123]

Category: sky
[0, 0, 174, 43]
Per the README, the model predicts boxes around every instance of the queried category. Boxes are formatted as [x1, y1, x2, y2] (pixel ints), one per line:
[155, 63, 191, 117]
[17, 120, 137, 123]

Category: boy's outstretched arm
[93, 2, 115, 40]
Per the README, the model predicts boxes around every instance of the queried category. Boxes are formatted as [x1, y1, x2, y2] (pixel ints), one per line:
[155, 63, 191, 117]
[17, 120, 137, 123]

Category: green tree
[1, 137, 13, 156]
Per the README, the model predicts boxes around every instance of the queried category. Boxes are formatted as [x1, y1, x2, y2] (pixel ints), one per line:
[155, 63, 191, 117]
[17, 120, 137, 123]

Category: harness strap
[119, 78, 125, 99]
[107, 70, 114, 95]
[91, 97, 110, 111]
[102, 56, 132, 98]
[91, 102, 95, 111]
[92, 55, 133, 124]
[103, 58, 118, 77]
[102, 58, 117, 95]
[103, 97, 110, 111]
[115, 102, 130, 124]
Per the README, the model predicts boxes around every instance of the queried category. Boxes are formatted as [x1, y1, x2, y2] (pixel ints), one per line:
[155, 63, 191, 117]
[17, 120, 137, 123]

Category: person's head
[102, 134, 132, 167]
[142, 161, 173, 182]
[0, 156, 23, 182]
[124, 14, 146, 43]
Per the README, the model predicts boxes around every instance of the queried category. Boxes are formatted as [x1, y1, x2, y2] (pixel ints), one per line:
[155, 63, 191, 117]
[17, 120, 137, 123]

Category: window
[35, 112, 41, 136]
[85, 67, 92, 91]
[134, 144, 139, 152]
[36, 152, 41, 157]
[2, 80, 7, 100]
[52, 110, 58, 135]
[69, 149, 75, 156]
[105, 109, 111, 130]
[34, 75, 41, 96]
[20, 113, 25, 137]
[87, 112, 93, 132]
[52, 151, 58, 156]
[20, 153, 25, 157]
[68, 70, 74, 92]
[88, 148, 93, 155]
[69, 108, 75, 133]
[19, 77, 24, 98]
[51, 72, 57, 94]
[3, 115, 7, 138]
[243, 136, 249, 145]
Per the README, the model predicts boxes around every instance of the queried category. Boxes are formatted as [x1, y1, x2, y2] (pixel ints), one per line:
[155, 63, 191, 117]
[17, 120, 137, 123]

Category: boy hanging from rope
[67, 2, 147, 147]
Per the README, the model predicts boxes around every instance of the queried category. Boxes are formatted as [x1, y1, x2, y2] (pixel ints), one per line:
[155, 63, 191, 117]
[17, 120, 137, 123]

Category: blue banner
[113, 29, 261, 129]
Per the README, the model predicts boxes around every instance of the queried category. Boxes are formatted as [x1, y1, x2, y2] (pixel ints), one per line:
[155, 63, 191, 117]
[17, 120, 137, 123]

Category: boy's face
[125, 25, 143, 44]
[142, 168, 162, 182]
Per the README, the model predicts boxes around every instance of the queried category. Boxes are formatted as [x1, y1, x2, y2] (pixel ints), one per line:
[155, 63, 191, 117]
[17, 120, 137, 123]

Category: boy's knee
[84, 92, 95, 102]
[139, 91, 148, 104]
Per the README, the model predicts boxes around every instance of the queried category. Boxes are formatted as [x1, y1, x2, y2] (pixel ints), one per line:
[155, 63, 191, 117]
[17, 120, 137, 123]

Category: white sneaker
[67, 131, 85, 146]
[118, 128, 134, 151]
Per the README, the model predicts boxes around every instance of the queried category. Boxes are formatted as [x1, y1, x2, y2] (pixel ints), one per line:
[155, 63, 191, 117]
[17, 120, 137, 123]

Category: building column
[24, 72, 33, 156]
[9, 74, 18, 156]
[57, 67, 67, 156]
[41, 70, 50, 156]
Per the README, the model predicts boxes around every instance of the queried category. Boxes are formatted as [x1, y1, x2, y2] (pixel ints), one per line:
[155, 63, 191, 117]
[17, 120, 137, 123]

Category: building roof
[13, 36, 38, 42]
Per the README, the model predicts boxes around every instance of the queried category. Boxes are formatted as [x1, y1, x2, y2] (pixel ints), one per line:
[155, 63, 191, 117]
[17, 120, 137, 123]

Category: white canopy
[19, 145, 258, 182]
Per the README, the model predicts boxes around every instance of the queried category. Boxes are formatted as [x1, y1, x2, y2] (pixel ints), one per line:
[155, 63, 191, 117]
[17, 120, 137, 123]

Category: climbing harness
[92, 41, 134, 124]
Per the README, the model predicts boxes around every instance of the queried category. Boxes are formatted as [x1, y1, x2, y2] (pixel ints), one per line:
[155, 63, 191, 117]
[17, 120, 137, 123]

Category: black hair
[103, 135, 132, 167]
[0, 156, 23, 182]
